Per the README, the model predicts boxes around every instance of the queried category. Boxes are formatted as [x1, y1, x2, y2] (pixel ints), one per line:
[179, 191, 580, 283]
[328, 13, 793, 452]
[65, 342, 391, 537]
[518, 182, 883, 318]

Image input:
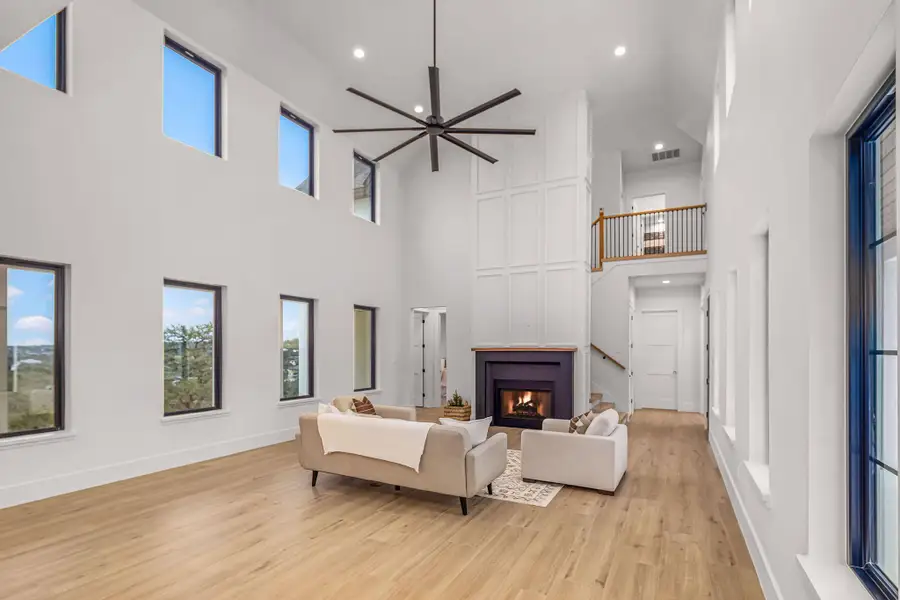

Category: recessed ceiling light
[414, 105, 424, 114]
[353, 47, 366, 59]
[662, 280, 671, 284]
[614, 46, 627, 57]
[654, 142, 665, 151]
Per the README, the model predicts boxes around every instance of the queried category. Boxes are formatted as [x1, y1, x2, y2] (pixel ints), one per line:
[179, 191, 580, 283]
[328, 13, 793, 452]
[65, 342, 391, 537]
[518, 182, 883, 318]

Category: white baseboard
[0, 427, 297, 509]
[709, 432, 783, 600]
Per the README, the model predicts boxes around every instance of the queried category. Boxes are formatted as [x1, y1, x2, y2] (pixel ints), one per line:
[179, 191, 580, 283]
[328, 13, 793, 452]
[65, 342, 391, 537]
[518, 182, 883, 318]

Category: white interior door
[412, 311, 425, 407]
[634, 309, 679, 410]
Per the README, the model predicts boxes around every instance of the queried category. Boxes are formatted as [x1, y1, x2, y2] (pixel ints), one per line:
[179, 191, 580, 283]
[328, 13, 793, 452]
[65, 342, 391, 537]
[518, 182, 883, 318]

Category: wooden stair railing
[591, 204, 707, 272]
[590, 344, 626, 371]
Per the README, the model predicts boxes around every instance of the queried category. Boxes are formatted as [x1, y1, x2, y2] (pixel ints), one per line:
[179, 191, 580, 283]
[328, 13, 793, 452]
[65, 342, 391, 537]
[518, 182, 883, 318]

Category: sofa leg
[599, 489, 615, 496]
[311, 471, 318, 487]
[459, 497, 468, 516]
[394, 485, 400, 491]
[487, 484, 493, 495]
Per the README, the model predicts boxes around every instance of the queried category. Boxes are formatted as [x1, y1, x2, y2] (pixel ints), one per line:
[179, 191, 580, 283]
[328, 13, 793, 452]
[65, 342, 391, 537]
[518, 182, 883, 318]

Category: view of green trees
[163, 324, 215, 413]
[282, 337, 301, 398]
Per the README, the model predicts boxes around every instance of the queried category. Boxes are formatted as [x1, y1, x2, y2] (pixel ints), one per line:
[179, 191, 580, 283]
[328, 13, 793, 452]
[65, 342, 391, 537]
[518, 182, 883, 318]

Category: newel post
[597, 210, 605, 271]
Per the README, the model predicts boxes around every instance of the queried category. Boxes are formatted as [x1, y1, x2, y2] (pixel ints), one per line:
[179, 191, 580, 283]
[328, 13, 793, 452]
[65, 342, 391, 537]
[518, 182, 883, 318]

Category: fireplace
[474, 349, 574, 429]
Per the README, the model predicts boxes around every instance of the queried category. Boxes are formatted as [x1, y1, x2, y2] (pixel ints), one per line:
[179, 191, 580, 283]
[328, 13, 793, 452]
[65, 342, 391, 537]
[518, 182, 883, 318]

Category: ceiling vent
[652, 148, 681, 162]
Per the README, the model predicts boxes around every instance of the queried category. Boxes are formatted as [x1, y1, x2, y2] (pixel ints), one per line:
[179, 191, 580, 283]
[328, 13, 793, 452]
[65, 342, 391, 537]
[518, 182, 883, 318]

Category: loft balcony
[591, 204, 707, 271]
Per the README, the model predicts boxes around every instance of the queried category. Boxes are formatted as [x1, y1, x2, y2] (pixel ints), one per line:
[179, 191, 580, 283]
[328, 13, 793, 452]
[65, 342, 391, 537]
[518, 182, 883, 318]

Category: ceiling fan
[333, 0, 536, 172]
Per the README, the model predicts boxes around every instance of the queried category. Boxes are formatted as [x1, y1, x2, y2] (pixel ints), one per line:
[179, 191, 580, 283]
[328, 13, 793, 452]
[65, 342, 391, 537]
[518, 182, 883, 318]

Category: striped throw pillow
[353, 396, 377, 415]
[569, 410, 595, 434]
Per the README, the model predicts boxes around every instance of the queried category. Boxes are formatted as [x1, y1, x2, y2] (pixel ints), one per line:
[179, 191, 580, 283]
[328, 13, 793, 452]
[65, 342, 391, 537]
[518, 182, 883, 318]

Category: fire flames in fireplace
[501, 389, 551, 419]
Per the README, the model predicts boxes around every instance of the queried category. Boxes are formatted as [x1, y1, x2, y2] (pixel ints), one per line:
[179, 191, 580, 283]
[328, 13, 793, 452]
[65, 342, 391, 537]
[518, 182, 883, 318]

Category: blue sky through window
[5, 268, 56, 347]
[163, 45, 218, 156]
[163, 286, 214, 330]
[279, 115, 312, 193]
[0, 13, 58, 90]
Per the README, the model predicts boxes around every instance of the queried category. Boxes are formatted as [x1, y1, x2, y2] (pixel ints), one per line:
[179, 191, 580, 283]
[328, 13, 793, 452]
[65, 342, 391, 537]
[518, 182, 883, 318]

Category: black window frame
[163, 37, 223, 158]
[353, 305, 377, 392]
[0, 257, 65, 440]
[280, 294, 315, 401]
[54, 8, 67, 92]
[847, 72, 899, 600]
[162, 279, 223, 417]
[353, 152, 377, 223]
[280, 107, 316, 197]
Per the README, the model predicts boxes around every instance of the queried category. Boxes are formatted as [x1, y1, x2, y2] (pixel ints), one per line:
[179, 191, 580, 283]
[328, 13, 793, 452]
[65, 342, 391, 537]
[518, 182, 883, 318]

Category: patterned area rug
[476, 449, 563, 507]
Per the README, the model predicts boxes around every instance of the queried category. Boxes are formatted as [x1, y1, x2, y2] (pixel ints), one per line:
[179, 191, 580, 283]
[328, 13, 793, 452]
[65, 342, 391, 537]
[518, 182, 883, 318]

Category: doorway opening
[411, 307, 447, 408]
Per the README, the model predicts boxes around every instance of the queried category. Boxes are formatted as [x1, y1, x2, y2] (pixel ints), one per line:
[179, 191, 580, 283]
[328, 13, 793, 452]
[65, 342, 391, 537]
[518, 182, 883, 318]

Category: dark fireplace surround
[474, 350, 575, 429]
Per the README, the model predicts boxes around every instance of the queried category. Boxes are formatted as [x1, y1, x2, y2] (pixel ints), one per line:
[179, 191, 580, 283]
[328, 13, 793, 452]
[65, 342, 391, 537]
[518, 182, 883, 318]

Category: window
[279, 108, 315, 196]
[0, 9, 66, 92]
[1, 258, 64, 439]
[750, 232, 770, 465]
[163, 38, 221, 157]
[353, 153, 377, 222]
[163, 280, 222, 416]
[848, 74, 899, 600]
[281, 296, 314, 400]
[725, 269, 737, 428]
[353, 305, 376, 391]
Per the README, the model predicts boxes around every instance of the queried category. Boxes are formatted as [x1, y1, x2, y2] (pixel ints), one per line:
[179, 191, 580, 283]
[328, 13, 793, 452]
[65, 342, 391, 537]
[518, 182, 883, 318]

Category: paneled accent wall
[471, 92, 593, 413]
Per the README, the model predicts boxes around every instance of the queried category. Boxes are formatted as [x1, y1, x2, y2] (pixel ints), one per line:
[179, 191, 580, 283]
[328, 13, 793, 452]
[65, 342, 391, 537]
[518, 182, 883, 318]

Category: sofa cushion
[317, 403, 342, 415]
[332, 395, 364, 412]
[439, 416, 492, 446]
[586, 409, 619, 437]
[569, 410, 595, 434]
[353, 396, 377, 415]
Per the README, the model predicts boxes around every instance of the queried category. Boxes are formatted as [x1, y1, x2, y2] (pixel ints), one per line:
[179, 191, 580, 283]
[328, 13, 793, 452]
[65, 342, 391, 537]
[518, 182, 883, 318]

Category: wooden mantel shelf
[471, 347, 577, 352]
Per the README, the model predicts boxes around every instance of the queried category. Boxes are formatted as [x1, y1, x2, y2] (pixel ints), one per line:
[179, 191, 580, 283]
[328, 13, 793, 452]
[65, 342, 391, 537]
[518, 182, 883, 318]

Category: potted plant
[443, 390, 472, 421]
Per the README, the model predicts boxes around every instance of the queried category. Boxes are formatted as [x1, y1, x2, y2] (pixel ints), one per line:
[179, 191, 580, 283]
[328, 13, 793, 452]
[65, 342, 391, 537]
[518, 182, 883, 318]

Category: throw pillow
[353, 396, 377, 415]
[585, 409, 619, 436]
[438, 416, 493, 446]
[317, 403, 341, 414]
[569, 410, 595, 434]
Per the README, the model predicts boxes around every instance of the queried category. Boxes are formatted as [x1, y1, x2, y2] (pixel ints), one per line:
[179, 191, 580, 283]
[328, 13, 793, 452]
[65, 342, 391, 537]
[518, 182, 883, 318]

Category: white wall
[590, 256, 707, 412]
[0, 0, 406, 508]
[623, 161, 702, 211]
[592, 149, 623, 217]
[633, 285, 703, 413]
[702, 1, 897, 599]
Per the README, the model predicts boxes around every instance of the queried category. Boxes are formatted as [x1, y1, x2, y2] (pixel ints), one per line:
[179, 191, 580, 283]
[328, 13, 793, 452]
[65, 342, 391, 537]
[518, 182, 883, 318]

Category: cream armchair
[330, 395, 417, 421]
[520, 418, 628, 494]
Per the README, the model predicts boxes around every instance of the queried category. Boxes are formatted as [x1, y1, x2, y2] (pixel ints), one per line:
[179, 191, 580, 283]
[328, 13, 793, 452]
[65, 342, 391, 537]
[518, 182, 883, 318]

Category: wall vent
[651, 148, 681, 162]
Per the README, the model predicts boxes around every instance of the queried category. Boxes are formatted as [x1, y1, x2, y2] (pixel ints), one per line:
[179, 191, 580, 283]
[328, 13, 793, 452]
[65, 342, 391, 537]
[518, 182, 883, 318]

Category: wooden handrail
[591, 344, 626, 371]
[603, 203, 706, 219]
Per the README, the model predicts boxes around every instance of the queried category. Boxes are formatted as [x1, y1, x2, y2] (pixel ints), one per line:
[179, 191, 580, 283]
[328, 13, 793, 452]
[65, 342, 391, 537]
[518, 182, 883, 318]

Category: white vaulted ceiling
[135, 0, 722, 172]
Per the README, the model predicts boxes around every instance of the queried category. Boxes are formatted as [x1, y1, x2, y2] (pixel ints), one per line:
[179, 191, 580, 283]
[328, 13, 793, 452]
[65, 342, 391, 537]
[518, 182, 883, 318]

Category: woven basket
[442, 405, 472, 421]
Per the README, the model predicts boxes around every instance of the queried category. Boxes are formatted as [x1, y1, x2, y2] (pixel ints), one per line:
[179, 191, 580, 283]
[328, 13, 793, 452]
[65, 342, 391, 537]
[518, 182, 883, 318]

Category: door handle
[673, 370, 677, 374]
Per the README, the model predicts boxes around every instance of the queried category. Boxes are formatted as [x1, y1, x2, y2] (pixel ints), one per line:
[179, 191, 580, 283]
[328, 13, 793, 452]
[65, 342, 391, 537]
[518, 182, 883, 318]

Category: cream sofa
[520, 418, 628, 494]
[297, 414, 508, 515]
[329, 395, 418, 420]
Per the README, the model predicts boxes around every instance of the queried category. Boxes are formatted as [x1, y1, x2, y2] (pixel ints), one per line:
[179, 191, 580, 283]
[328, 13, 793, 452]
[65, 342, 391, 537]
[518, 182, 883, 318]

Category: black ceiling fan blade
[429, 66, 441, 119]
[446, 127, 536, 136]
[374, 131, 428, 162]
[430, 135, 440, 172]
[443, 89, 522, 128]
[346, 88, 428, 125]
[439, 133, 498, 164]
[333, 127, 425, 133]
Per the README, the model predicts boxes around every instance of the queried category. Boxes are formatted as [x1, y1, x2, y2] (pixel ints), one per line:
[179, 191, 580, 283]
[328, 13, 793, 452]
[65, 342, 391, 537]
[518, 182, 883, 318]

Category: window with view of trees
[353, 153, 376, 222]
[0, 9, 66, 92]
[279, 108, 315, 196]
[354, 305, 376, 391]
[1, 258, 64, 439]
[163, 37, 221, 157]
[163, 281, 221, 416]
[281, 296, 314, 400]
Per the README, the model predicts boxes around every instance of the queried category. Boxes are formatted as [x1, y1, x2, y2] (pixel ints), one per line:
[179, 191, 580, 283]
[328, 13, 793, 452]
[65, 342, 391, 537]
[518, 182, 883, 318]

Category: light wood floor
[0, 410, 763, 600]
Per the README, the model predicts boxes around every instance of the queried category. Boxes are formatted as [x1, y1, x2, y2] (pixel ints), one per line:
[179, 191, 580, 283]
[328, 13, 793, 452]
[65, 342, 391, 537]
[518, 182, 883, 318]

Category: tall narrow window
[0, 9, 66, 92]
[279, 108, 315, 196]
[353, 305, 376, 391]
[163, 38, 222, 157]
[725, 269, 737, 428]
[1, 259, 64, 439]
[163, 280, 222, 416]
[281, 295, 314, 400]
[353, 153, 377, 222]
[848, 74, 899, 600]
[750, 232, 770, 465]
